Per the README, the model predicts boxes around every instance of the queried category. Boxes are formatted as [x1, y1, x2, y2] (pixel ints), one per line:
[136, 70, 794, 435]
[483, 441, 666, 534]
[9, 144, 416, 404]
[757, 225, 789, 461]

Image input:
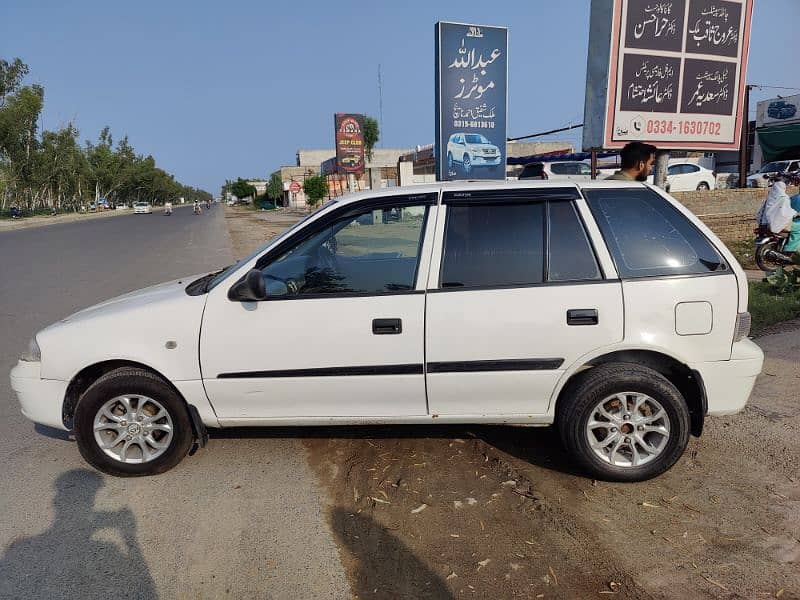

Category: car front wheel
[74, 367, 194, 476]
[557, 363, 690, 482]
[696, 182, 710, 190]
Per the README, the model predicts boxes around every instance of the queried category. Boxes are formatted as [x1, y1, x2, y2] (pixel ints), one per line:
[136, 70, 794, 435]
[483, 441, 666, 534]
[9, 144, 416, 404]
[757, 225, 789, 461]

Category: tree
[267, 172, 283, 202]
[228, 178, 257, 200]
[0, 58, 212, 212]
[302, 175, 328, 207]
[363, 116, 379, 162]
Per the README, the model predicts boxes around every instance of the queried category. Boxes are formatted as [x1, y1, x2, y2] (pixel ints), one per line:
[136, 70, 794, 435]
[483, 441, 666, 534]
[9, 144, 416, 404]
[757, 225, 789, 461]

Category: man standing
[607, 142, 657, 181]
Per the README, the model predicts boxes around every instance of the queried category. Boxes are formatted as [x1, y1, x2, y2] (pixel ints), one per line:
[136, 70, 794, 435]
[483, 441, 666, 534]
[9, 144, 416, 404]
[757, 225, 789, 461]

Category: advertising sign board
[583, 0, 753, 151]
[435, 22, 508, 180]
[334, 113, 366, 175]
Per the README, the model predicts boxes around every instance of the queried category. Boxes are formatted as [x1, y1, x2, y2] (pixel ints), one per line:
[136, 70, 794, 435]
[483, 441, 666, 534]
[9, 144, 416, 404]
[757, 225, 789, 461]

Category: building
[274, 148, 414, 205]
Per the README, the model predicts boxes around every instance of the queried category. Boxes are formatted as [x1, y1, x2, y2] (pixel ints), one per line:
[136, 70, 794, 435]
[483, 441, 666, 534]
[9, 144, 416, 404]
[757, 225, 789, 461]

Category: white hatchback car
[10, 181, 763, 481]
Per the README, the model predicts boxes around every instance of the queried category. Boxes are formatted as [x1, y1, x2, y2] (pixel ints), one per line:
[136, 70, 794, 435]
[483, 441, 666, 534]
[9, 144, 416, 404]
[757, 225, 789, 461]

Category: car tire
[447, 152, 453, 170]
[556, 363, 690, 482]
[74, 367, 194, 477]
[462, 154, 471, 175]
[696, 182, 710, 190]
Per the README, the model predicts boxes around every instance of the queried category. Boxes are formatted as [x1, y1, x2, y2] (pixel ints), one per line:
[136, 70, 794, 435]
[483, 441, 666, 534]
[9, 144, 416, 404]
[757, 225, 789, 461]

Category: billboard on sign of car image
[435, 22, 508, 181]
[334, 113, 366, 175]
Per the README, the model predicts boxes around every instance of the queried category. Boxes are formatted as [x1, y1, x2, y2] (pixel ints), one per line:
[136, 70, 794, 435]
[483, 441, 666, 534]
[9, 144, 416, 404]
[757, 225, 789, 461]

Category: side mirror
[228, 268, 267, 301]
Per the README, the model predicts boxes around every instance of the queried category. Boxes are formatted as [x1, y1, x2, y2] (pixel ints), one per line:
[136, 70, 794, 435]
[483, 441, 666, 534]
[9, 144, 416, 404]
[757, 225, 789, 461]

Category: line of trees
[0, 58, 211, 212]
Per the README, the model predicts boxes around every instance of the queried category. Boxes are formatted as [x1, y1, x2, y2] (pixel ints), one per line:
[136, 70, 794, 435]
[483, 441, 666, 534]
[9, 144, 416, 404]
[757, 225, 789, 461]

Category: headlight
[20, 337, 41, 362]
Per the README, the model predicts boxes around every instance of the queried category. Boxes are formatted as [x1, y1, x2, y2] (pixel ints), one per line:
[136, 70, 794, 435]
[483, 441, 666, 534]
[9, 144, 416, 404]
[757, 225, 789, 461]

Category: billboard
[583, 0, 753, 151]
[334, 113, 366, 175]
[435, 22, 508, 181]
[757, 94, 800, 127]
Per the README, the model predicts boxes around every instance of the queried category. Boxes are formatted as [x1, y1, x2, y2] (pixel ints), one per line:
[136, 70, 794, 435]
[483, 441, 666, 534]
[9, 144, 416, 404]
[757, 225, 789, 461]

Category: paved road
[0, 206, 351, 598]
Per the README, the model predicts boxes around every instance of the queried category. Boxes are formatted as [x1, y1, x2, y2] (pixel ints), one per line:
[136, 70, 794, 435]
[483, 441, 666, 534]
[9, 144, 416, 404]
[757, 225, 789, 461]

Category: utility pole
[378, 64, 384, 149]
[653, 149, 670, 189]
[738, 84, 752, 188]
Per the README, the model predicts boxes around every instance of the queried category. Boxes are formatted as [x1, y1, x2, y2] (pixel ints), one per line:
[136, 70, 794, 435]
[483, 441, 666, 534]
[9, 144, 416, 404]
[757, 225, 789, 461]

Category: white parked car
[446, 133, 502, 175]
[133, 201, 153, 214]
[746, 159, 800, 188]
[519, 161, 592, 181]
[10, 181, 763, 481]
[647, 163, 716, 191]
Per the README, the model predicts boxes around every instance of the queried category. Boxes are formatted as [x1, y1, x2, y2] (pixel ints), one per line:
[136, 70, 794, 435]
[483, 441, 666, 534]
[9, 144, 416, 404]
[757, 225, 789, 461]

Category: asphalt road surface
[0, 206, 351, 598]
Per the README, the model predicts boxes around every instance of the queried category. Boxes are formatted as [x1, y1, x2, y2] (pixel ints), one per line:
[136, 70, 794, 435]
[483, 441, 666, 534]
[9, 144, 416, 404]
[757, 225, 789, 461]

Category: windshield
[760, 161, 788, 173]
[464, 134, 488, 144]
[206, 201, 336, 291]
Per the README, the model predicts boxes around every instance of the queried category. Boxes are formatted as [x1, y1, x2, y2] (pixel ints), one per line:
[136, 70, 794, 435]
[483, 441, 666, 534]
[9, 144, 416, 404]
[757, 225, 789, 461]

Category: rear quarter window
[583, 188, 727, 278]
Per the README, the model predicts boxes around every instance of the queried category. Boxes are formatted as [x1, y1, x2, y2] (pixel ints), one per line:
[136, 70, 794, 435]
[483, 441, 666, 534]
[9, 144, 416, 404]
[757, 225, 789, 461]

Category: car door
[425, 188, 623, 416]
[200, 193, 437, 422]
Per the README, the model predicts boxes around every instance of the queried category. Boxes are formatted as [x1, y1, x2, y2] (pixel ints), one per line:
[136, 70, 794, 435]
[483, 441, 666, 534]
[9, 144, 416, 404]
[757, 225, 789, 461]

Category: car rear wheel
[557, 363, 690, 482]
[74, 367, 194, 477]
[696, 182, 710, 190]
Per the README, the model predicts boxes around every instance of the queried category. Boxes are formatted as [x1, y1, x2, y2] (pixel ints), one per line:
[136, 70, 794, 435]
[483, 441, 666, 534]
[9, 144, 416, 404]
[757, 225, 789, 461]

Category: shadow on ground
[0, 469, 157, 599]
[330, 507, 453, 599]
[211, 424, 585, 478]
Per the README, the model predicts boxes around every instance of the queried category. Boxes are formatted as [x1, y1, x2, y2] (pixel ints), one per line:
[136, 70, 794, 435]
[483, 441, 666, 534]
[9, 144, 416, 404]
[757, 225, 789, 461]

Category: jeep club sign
[334, 113, 366, 175]
[583, 0, 754, 151]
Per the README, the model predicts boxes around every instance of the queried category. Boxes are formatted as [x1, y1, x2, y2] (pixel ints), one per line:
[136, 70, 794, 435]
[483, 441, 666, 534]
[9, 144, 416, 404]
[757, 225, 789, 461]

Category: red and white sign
[289, 181, 301, 194]
[585, 0, 753, 151]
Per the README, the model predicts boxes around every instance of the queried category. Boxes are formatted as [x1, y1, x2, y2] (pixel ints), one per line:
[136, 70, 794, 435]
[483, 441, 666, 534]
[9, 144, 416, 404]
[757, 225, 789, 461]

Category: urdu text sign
[584, 0, 753, 151]
[435, 22, 508, 181]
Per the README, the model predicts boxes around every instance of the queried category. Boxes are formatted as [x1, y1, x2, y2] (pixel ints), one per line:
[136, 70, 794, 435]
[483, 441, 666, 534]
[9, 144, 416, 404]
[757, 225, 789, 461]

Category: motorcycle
[754, 226, 793, 274]
[163, 203, 173, 216]
[754, 172, 800, 274]
[193, 204, 202, 215]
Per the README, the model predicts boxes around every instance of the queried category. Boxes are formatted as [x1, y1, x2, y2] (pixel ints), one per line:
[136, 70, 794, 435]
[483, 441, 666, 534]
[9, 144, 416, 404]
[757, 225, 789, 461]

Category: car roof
[324, 179, 650, 210]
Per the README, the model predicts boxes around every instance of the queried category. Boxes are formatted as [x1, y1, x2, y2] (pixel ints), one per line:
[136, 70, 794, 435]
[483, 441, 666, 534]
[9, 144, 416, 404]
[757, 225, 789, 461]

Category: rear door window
[551, 163, 571, 175]
[440, 203, 545, 288]
[583, 188, 726, 278]
[548, 202, 602, 281]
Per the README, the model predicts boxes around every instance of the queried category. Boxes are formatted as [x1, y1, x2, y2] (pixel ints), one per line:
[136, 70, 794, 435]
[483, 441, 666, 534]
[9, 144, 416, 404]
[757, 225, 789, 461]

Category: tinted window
[441, 203, 544, 288]
[548, 202, 602, 281]
[261, 203, 428, 296]
[550, 163, 572, 175]
[464, 134, 487, 144]
[686, 164, 700, 173]
[519, 163, 544, 179]
[578, 163, 591, 175]
[667, 165, 681, 176]
[584, 188, 726, 278]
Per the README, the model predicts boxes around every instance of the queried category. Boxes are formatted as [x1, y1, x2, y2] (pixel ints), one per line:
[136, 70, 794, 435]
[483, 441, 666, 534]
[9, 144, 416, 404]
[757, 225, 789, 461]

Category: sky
[3, 0, 798, 194]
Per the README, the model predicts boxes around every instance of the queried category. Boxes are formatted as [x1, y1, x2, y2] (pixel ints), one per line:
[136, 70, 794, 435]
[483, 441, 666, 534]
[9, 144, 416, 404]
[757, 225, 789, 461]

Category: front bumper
[691, 339, 765, 416]
[9, 360, 69, 430]
[472, 155, 502, 166]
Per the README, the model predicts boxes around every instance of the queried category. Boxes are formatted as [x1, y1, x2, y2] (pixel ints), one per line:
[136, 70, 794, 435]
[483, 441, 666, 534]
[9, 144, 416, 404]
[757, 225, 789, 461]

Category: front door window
[261, 203, 429, 296]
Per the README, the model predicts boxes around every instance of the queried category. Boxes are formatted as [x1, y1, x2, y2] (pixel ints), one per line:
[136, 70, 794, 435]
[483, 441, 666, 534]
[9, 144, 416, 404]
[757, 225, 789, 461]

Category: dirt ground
[225, 206, 799, 600]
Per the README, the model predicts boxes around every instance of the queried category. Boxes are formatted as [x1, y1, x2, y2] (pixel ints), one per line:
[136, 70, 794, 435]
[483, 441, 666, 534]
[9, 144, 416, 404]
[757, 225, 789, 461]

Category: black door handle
[373, 318, 402, 335]
[567, 309, 598, 326]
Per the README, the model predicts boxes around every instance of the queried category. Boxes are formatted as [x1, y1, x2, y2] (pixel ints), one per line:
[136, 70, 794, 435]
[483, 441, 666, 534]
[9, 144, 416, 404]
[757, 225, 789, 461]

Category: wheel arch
[62, 360, 191, 430]
[553, 349, 706, 437]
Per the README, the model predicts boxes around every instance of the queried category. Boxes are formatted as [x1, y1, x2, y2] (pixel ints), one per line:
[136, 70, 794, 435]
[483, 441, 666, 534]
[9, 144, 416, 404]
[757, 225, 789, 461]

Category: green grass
[728, 237, 757, 270]
[748, 280, 800, 335]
